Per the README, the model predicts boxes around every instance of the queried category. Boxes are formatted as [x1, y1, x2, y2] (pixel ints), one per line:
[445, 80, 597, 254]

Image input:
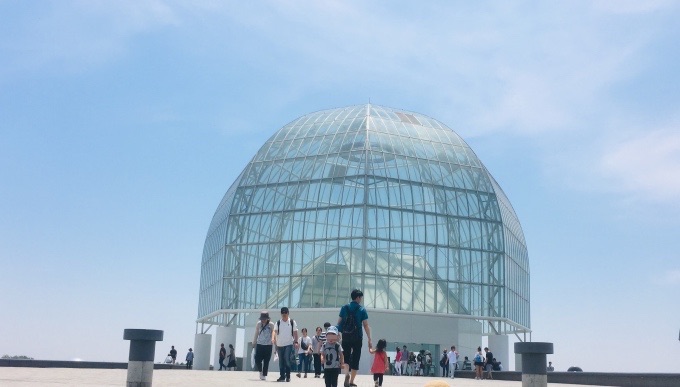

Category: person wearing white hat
[320, 326, 344, 387]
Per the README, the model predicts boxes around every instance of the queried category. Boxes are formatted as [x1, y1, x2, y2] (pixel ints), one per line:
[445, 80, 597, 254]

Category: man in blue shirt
[337, 289, 372, 387]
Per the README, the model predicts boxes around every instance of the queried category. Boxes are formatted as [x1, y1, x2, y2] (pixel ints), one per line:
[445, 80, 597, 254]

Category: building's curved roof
[199, 104, 530, 333]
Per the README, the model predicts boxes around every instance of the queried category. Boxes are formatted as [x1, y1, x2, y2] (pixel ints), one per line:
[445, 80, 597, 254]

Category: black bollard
[123, 329, 164, 387]
[514, 342, 553, 387]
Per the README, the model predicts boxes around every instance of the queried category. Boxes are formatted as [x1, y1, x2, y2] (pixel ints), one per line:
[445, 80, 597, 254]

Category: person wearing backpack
[473, 347, 484, 380]
[440, 349, 448, 377]
[273, 306, 299, 382]
[337, 289, 372, 387]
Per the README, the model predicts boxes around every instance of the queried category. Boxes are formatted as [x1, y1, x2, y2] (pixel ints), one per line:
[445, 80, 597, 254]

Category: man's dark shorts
[341, 338, 362, 370]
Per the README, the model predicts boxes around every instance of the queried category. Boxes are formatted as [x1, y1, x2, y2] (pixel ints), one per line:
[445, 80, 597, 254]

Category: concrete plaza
[0, 367, 598, 387]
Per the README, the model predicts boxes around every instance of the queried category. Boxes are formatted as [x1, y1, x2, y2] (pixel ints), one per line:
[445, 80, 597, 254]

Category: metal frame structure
[197, 104, 531, 340]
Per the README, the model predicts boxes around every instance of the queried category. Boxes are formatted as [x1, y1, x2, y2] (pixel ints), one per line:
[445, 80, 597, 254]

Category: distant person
[484, 347, 494, 380]
[320, 326, 344, 387]
[473, 347, 484, 380]
[227, 344, 237, 370]
[492, 358, 502, 371]
[547, 361, 554, 372]
[319, 322, 331, 347]
[400, 346, 409, 375]
[297, 327, 313, 378]
[219, 343, 227, 370]
[440, 349, 448, 377]
[416, 349, 425, 376]
[407, 350, 417, 376]
[447, 345, 459, 379]
[316, 322, 332, 376]
[393, 347, 402, 376]
[273, 306, 299, 382]
[312, 326, 324, 378]
[169, 345, 177, 364]
[252, 310, 275, 381]
[462, 356, 472, 370]
[338, 289, 372, 387]
[186, 348, 194, 369]
[369, 339, 389, 387]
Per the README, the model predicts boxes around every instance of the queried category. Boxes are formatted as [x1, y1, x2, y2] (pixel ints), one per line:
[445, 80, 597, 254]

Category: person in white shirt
[272, 306, 299, 382]
[447, 345, 459, 379]
[296, 327, 313, 378]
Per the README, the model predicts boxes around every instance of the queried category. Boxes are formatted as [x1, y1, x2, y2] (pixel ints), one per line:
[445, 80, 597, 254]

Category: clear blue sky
[1, 1, 679, 373]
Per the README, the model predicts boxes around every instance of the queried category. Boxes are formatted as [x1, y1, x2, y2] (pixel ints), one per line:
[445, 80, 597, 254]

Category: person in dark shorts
[169, 346, 177, 364]
[484, 347, 494, 380]
[473, 347, 484, 380]
[337, 289, 372, 387]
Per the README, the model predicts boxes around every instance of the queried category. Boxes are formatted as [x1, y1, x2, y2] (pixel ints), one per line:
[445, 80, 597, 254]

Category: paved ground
[0, 367, 601, 387]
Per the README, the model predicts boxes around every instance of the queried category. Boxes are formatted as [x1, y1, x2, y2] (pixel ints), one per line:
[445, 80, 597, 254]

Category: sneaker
[286, 377, 291, 382]
[374, 381, 379, 387]
[296, 373, 301, 378]
[277, 376, 286, 382]
[344, 375, 350, 387]
[304, 374, 307, 378]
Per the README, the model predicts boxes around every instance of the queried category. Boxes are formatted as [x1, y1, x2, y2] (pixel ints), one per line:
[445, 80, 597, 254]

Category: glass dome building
[196, 104, 530, 370]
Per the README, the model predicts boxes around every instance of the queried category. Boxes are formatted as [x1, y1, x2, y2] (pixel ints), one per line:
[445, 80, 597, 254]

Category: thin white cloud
[1, 1, 178, 80]
[599, 126, 680, 202]
[655, 269, 680, 286]
[206, 1, 655, 138]
[3, 0, 679, 212]
[594, 0, 674, 14]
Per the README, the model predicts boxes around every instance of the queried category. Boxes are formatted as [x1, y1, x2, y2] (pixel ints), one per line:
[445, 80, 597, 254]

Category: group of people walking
[473, 346, 499, 380]
[199, 288, 502, 386]
[392, 345, 459, 378]
[440, 346, 460, 378]
[166, 344, 236, 371]
[218, 343, 237, 371]
[252, 289, 388, 387]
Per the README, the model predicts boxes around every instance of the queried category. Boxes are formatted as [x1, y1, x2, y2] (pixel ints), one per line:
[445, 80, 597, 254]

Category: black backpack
[341, 304, 360, 340]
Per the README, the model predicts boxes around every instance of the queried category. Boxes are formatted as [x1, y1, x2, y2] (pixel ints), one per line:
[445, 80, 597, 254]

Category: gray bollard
[123, 329, 164, 387]
[514, 342, 553, 387]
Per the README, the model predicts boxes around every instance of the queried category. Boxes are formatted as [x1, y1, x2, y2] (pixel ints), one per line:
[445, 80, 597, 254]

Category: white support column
[488, 335, 509, 371]
[194, 333, 213, 370]
[243, 325, 255, 371]
[214, 325, 237, 370]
